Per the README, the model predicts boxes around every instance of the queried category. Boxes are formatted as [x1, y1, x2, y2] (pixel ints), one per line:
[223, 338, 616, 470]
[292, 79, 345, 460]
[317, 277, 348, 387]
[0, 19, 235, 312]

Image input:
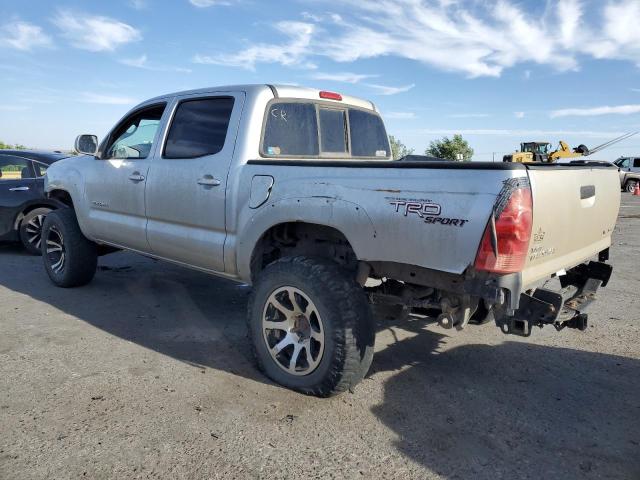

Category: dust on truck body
[43, 84, 621, 396]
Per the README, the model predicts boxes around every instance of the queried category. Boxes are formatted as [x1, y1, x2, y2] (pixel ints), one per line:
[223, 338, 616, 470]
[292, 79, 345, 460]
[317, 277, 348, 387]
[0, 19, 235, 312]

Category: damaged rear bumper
[495, 259, 613, 337]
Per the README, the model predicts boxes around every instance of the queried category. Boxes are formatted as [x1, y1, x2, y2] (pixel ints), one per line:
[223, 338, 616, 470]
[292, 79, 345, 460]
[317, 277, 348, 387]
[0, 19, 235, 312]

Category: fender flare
[234, 196, 377, 281]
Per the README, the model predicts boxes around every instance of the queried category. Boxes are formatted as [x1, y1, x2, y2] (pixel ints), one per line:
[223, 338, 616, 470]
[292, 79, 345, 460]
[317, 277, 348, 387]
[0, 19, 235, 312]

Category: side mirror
[74, 134, 98, 156]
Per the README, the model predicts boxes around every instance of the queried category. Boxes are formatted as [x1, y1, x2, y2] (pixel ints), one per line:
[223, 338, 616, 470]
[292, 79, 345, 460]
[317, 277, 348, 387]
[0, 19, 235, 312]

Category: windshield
[614, 158, 629, 168]
[523, 143, 549, 154]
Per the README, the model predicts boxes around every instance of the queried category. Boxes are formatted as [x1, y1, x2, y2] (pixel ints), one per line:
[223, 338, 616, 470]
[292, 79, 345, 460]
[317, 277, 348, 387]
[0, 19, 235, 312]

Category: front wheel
[41, 209, 97, 288]
[247, 257, 375, 397]
[19, 207, 51, 255]
[625, 180, 638, 193]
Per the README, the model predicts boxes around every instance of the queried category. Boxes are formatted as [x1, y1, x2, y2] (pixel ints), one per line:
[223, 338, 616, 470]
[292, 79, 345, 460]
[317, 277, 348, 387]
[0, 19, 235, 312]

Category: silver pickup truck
[43, 84, 621, 396]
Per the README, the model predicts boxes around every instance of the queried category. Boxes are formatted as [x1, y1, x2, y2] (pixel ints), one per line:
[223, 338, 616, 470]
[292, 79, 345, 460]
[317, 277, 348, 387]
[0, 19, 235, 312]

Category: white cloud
[550, 104, 640, 118]
[384, 111, 416, 119]
[0, 21, 52, 51]
[208, 0, 640, 78]
[0, 105, 31, 111]
[366, 83, 415, 96]
[189, 0, 232, 6]
[80, 92, 138, 105]
[128, 0, 147, 9]
[120, 54, 192, 73]
[121, 54, 148, 68]
[310, 72, 377, 84]
[53, 11, 141, 52]
[419, 129, 626, 138]
[194, 21, 315, 70]
[447, 113, 491, 118]
[514, 111, 525, 119]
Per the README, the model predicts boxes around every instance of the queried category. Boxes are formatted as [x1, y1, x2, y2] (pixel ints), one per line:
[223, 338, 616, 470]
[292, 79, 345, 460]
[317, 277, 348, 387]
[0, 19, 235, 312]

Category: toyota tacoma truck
[42, 84, 621, 396]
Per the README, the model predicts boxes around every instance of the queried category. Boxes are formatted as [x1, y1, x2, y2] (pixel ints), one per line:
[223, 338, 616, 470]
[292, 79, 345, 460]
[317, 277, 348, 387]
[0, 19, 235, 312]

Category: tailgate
[522, 164, 620, 286]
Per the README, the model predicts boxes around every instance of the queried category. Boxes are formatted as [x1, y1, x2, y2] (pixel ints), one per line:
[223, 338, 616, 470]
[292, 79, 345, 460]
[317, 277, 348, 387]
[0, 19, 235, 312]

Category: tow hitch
[496, 260, 612, 337]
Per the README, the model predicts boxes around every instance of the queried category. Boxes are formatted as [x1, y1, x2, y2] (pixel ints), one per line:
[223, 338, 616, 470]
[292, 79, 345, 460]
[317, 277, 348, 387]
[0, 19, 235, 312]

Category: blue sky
[1, 0, 639, 161]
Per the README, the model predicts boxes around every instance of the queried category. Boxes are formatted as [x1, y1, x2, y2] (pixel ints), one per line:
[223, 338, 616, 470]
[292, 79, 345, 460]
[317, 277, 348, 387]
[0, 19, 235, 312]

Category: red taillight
[474, 187, 533, 274]
[319, 91, 342, 101]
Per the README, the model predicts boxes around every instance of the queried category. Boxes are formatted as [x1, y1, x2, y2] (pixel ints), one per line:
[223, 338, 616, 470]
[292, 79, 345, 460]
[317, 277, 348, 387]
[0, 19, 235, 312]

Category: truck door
[83, 102, 169, 253]
[145, 91, 245, 272]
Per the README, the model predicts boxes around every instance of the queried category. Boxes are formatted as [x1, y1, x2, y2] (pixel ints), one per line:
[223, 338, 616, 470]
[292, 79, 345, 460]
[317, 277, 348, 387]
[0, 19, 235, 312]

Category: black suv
[0, 150, 70, 254]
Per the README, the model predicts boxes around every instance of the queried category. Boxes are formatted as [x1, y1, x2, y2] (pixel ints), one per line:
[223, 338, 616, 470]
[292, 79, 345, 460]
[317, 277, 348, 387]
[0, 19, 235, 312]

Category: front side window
[105, 104, 166, 160]
[164, 97, 235, 159]
[634, 158, 640, 168]
[349, 109, 390, 158]
[0, 156, 31, 181]
[263, 102, 319, 156]
[319, 108, 347, 154]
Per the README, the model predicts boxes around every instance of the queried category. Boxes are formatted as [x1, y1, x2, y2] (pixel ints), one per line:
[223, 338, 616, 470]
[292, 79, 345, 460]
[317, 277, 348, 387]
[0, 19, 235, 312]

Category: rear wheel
[248, 256, 375, 397]
[625, 180, 638, 193]
[41, 209, 97, 288]
[19, 207, 51, 255]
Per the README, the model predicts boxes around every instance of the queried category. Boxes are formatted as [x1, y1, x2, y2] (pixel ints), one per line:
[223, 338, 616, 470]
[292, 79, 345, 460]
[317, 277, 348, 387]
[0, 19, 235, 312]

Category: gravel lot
[1, 195, 638, 480]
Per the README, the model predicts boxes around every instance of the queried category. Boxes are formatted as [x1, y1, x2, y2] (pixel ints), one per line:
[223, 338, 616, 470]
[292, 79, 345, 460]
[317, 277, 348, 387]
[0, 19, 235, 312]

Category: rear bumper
[493, 257, 612, 337]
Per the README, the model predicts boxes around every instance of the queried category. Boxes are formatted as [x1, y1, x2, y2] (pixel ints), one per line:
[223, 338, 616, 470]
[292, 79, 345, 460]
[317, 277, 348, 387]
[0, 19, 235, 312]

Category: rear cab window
[262, 100, 390, 159]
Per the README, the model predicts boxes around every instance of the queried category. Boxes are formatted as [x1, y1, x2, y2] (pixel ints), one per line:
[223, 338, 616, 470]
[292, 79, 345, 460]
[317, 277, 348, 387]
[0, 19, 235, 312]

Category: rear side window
[634, 158, 640, 168]
[263, 103, 319, 156]
[164, 97, 235, 159]
[349, 109, 390, 158]
[262, 101, 389, 159]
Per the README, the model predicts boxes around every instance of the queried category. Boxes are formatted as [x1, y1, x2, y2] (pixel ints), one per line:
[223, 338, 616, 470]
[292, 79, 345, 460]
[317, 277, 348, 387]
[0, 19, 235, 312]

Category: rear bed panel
[233, 161, 528, 279]
[523, 165, 620, 287]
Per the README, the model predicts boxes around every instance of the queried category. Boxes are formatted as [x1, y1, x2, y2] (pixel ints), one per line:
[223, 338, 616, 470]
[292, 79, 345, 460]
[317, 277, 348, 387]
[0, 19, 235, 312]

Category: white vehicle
[613, 156, 640, 192]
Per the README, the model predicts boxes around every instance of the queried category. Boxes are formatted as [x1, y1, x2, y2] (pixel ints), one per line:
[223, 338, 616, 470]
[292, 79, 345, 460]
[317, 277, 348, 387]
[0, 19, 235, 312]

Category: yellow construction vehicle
[503, 132, 638, 163]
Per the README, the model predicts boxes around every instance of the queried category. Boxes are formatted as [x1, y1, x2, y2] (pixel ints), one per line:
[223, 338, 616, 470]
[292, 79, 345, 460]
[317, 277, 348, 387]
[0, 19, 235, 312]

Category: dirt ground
[0, 195, 638, 480]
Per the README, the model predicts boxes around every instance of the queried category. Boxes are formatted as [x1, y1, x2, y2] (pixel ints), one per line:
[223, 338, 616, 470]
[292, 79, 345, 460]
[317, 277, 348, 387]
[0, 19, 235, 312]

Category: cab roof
[143, 84, 377, 112]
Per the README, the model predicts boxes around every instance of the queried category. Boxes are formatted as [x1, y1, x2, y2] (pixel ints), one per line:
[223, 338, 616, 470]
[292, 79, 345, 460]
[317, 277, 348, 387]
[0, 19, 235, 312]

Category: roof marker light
[319, 91, 342, 101]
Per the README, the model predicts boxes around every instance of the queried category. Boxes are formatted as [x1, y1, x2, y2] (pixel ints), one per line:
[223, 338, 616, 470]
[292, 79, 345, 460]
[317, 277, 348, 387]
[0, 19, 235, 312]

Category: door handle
[9, 186, 30, 192]
[129, 173, 145, 182]
[197, 176, 221, 187]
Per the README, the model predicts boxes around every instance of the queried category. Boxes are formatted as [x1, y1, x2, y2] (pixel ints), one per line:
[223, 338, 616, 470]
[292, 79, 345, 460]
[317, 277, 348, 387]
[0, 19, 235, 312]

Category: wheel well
[49, 189, 74, 208]
[14, 203, 56, 230]
[250, 222, 358, 281]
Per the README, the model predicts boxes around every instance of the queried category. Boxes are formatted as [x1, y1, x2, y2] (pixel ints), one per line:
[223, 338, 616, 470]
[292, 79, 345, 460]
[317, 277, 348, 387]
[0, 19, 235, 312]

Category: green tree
[389, 135, 414, 160]
[425, 134, 474, 161]
[0, 141, 27, 150]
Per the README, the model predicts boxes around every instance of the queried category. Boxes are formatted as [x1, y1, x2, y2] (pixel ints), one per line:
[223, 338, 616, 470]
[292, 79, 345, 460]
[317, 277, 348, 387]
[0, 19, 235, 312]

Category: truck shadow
[1, 249, 638, 478]
[371, 326, 640, 479]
